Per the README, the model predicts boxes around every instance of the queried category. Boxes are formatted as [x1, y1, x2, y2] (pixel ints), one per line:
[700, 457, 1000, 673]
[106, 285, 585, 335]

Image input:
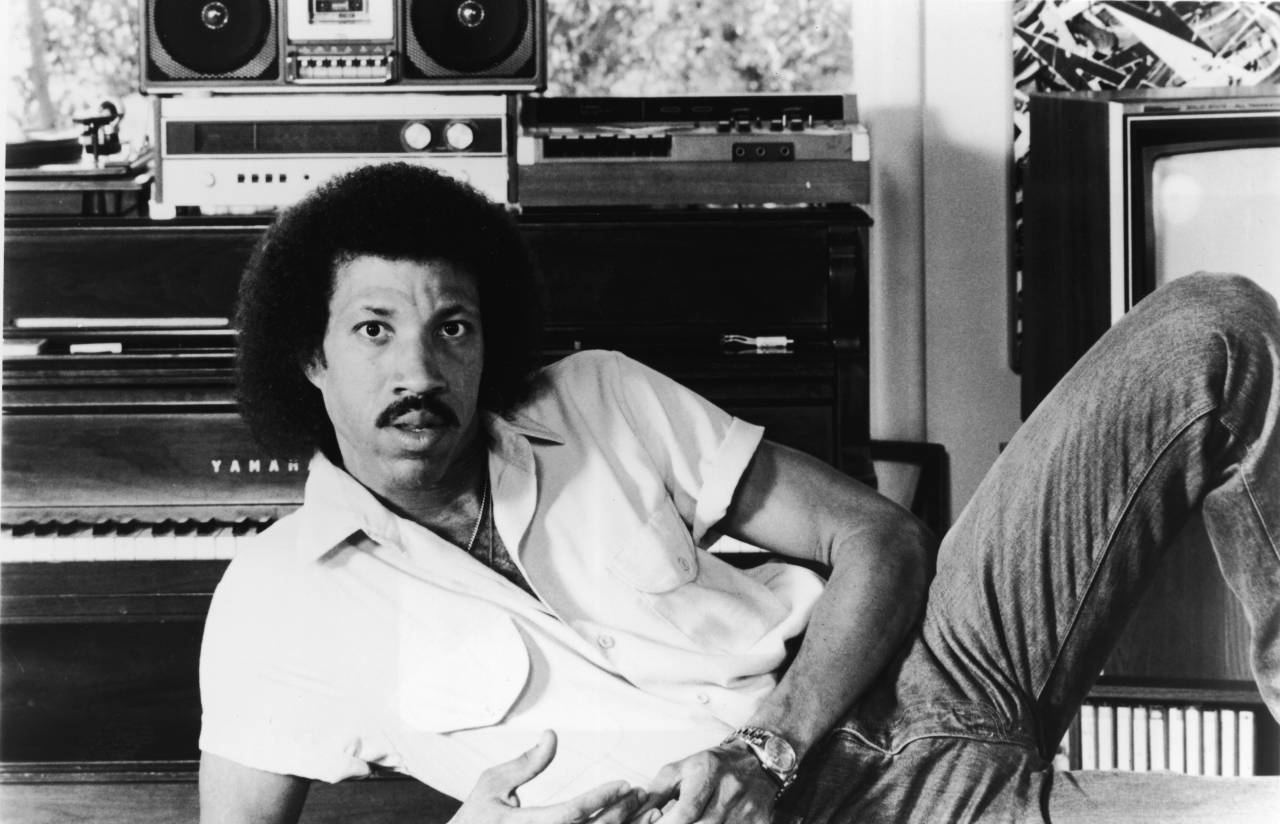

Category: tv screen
[1023, 88, 1280, 418]
[1151, 146, 1280, 300]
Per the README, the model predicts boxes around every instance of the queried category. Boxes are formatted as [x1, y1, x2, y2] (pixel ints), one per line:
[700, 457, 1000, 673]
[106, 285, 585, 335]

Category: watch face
[763, 735, 797, 772]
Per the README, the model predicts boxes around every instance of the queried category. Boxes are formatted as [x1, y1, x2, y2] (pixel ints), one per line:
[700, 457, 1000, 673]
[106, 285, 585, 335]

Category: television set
[1021, 86, 1280, 418]
[1022, 86, 1280, 775]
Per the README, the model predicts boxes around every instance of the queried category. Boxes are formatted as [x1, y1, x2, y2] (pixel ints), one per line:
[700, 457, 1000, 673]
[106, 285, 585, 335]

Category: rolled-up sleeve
[600, 351, 765, 543]
[199, 557, 374, 784]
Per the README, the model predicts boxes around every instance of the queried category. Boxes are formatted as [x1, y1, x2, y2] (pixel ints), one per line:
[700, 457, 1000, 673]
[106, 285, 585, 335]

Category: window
[6, 0, 851, 146]
[7, 0, 142, 139]
[544, 0, 852, 96]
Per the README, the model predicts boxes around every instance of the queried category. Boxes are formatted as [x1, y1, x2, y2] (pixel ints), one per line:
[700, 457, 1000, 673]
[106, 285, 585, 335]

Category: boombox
[141, 0, 545, 92]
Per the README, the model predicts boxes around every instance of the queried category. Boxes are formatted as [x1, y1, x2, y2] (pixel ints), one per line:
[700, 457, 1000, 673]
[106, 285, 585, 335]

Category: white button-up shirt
[199, 351, 825, 803]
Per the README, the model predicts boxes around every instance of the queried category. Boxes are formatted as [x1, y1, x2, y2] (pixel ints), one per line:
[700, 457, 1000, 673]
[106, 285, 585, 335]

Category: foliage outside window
[7, 0, 143, 138]
[545, 0, 852, 96]
[6, 0, 851, 144]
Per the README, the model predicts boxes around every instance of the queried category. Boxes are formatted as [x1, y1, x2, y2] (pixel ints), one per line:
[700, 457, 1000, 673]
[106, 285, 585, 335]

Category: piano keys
[2, 407, 305, 567]
[1, 518, 268, 562]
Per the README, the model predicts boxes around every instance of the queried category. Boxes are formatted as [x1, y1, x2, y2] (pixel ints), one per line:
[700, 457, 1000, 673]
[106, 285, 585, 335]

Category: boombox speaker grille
[148, 0, 278, 80]
[405, 0, 538, 79]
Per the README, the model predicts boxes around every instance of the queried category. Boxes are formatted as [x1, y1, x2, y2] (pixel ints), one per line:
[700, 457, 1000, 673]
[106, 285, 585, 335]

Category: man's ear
[302, 350, 325, 389]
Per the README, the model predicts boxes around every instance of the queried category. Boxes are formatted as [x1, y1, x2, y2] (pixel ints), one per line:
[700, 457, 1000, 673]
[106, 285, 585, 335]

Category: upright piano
[0, 206, 872, 820]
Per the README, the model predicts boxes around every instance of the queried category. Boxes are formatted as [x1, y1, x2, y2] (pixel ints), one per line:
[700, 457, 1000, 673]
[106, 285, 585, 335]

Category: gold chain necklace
[464, 478, 489, 557]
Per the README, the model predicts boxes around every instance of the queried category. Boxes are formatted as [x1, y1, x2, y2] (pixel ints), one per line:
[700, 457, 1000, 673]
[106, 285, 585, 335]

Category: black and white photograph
[3, 1, 1279, 821]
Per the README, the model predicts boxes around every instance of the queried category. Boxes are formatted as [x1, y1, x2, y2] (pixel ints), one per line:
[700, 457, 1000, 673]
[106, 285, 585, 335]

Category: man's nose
[392, 334, 447, 394]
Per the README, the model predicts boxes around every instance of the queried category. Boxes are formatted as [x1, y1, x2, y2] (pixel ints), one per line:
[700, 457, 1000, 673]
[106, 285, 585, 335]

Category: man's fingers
[628, 794, 665, 824]
[646, 759, 716, 824]
[474, 730, 559, 801]
[632, 762, 680, 824]
[634, 797, 676, 824]
[651, 785, 714, 824]
[582, 786, 648, 824]
[641, 762, 681, 805]
[588, 783, 645, 824]
[525, 780, 636, 824]
[463, 736, 647, 824]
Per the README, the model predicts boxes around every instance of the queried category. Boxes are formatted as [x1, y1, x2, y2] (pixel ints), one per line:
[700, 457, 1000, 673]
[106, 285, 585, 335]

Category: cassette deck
[516, 94, 870, 207]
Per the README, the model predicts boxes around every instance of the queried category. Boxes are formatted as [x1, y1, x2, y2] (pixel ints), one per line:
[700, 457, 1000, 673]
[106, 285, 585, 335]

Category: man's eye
[357, 321, 387, 339]
[439, 321, 470, 339]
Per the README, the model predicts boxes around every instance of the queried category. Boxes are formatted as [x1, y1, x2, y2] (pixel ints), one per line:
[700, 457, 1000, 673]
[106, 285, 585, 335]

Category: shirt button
[695, 692, 710, 704]
[677, 557, 692, 572]
[597, 634, 615, 649]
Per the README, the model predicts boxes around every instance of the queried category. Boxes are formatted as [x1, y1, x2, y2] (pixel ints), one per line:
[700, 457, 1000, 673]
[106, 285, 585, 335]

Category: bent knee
[1143, 272, 1279, 335]
[1155, 271, 1275, 311]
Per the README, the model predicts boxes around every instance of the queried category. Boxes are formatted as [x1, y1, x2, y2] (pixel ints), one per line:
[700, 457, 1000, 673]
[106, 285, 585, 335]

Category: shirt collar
[491, 408, 564, 446]
[293, 409, 564, 562]
[294, 453, 398, 562]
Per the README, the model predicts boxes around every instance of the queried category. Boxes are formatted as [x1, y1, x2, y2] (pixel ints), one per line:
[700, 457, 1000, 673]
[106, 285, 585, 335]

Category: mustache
[375, 393, 460, 428]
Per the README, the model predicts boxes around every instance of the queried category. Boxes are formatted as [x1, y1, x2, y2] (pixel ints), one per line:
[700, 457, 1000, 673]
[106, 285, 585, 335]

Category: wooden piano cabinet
[2, 221, 262, 326]
[0, 560, 227, 624]
[1, 206, 873, 817]
[0, 608, 460, 822]
[0, 765, 459, 824]
[522, 205, 874, 482]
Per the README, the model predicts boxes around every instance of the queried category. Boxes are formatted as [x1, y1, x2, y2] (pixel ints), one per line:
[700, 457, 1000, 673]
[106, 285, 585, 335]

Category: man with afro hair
[200, 162, 1280, 824]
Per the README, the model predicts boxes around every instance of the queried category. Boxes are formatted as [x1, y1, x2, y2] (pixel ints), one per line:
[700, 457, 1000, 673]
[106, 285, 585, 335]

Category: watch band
[722, 726, 799, 792]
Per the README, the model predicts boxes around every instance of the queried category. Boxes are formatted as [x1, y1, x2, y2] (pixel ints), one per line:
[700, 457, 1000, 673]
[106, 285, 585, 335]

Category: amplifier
[516, 94, 870, 208]
[152, 93, 512, 217]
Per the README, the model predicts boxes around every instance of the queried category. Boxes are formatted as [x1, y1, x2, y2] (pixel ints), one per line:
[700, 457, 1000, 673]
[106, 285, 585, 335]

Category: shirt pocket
[609, 504, 789, 655]
[608, 504, 699, 593]
[395, 606, 530, 733]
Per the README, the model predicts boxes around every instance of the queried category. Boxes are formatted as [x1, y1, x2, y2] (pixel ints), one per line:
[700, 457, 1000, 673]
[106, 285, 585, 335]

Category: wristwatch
[722, 726, 799, 792]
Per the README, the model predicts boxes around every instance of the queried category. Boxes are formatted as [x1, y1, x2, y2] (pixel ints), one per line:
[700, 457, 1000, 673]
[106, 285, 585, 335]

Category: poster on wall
[1010, 0, 1280, 368]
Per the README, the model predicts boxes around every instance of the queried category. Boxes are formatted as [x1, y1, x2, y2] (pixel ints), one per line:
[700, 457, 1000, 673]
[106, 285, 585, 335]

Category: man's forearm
[742, 525, 933, 763]
[634, 527, 933, 824]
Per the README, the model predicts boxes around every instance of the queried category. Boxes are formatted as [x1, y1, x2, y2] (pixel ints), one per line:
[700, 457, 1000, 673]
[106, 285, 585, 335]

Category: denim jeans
[782, 273, 1280, 822]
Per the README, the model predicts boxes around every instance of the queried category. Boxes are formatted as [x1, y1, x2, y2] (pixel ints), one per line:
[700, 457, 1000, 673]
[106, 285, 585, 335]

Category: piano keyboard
[0, 520, 271, 562]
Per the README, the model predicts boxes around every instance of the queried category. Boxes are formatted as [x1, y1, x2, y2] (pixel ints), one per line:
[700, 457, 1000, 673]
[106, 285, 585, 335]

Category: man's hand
[634, 741, 776, 824]
[451, 730, 647, 824]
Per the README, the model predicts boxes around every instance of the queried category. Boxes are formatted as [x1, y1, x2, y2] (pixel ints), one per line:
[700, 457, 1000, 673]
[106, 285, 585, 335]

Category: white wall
[854, 0, 1024, 521]
[852, 0, 926, 443]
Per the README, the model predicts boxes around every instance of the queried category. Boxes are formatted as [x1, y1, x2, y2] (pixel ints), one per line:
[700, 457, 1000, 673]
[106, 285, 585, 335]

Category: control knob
[402, 121, 433, 151]
[445, 121, 476, 151]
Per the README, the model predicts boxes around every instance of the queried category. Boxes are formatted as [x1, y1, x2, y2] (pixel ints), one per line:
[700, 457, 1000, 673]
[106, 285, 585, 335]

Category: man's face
[305, 255, 485, 500]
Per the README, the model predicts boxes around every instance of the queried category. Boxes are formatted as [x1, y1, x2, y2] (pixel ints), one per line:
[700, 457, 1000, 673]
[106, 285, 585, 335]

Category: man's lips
[389, 410, 449, 430]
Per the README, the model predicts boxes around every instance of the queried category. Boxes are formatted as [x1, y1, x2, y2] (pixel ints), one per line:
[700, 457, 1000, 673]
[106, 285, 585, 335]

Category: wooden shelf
[1089, 677, 1266, 707]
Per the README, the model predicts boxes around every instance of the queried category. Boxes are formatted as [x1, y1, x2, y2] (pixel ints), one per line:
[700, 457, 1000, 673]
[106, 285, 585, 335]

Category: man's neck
[358, 436, 490, 543]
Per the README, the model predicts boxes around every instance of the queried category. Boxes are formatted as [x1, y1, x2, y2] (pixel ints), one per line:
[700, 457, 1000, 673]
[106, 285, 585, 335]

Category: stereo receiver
[152, 93, 512, 217]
